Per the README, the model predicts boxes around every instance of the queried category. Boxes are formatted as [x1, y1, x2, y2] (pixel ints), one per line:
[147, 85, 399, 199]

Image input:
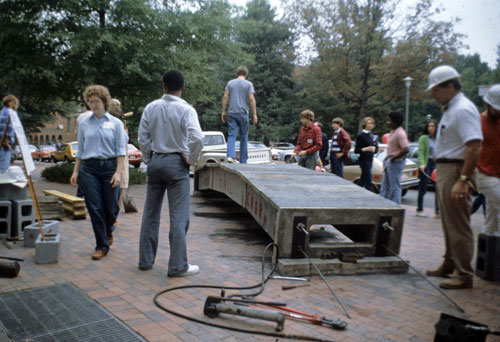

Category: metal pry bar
[300, 247, 351, 319]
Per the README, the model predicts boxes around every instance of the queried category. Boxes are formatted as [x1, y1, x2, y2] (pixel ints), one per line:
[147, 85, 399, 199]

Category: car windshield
[236, 141, 266, 148]
[40, 146, 54, 151]
[203, 135, 225, 146]
[128, 144, 138, 151]
[71, 143, 78, 150]
[376, 150, 387, 161]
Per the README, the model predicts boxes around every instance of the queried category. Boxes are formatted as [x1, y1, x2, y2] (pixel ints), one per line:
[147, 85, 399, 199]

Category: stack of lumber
[38, 195, 65, 220]
[42, 190, 87, 220]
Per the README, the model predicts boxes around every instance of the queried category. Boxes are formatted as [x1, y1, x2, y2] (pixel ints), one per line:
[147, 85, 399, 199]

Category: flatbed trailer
[195, 163, 408, 276]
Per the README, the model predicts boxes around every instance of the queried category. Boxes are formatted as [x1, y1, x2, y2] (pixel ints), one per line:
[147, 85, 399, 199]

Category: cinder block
[0, 200, 12, 239]
[11, 199, 35, 238]
[0, 184, 27, 200]
[476, 232, 500, 281]
[24, 220, 59, 248]
[35, 233, 61, 264]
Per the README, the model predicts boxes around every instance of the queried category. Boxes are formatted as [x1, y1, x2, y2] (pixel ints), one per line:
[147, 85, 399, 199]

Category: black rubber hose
[153, 242, 337, 342]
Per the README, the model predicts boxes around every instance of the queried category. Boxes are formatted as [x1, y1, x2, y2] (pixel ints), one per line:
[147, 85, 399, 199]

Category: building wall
[28, 113, 79, 146]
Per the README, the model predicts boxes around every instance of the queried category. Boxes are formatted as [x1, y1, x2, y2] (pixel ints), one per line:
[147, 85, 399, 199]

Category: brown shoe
[426, 263, 454, 277]
[91, 250, 108, 260]
[108, 231, 114, 246]
[439, 278, 473, 289]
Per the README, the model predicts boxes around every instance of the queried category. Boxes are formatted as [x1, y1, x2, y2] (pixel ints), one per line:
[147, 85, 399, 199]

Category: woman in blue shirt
[70, 85, 127, 260]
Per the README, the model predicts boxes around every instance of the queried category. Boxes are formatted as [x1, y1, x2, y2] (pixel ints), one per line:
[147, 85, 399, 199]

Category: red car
[127, 144, 142, 168]
[32, 145, 56, 162]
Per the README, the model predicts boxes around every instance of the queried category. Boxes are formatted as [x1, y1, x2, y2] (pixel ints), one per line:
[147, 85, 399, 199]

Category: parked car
[32, 145, 56, 162]
[12, 144, 38, 160]
[51, 142, 78, 162]
[407, 142, 419, 164]
[343, 146, 419, 196]
[29, 145, 39, 160]
[270, 142, 295, 161]
[127, 144, 142, 168]
[193, 132, 272, 173]
[271, 142, 295, 150]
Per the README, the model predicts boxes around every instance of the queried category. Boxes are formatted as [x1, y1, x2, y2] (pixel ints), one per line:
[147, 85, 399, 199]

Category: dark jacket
[331, 128, 352, 160]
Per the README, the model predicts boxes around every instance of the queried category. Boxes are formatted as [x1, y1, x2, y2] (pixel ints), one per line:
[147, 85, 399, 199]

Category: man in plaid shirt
[0, 95, 18, 173]
[293, 109, 322, 170]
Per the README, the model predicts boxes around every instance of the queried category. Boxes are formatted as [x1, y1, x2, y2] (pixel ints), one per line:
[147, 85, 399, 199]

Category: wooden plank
[65, 213, 86, 220]
[62, 204, 87, 216]
[43, 190, 85, 204]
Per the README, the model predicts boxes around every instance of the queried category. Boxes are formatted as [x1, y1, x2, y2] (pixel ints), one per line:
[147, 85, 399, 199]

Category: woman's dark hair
[388, 111, 404, 127]
[422, 119, 438, 136]
[162, 70, 184, 91]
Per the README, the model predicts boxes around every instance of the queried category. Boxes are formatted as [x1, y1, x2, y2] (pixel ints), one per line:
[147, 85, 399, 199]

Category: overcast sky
[230, 0, 500, 68]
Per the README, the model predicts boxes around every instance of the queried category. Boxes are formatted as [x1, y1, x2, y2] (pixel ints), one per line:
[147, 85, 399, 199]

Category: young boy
[293, 110, 322, 170]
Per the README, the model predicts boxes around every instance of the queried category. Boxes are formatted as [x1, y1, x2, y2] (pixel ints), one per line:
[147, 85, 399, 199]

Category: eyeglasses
[87, 99, 102, 105]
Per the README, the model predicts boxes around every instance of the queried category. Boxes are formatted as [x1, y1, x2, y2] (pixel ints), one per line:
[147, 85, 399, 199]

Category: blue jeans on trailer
[359, 160, 373, 191]
[380, 158, 405, 204]
[227, 112, 249, 163]
[417, 159, 438, 212]
[330, 155, 344, 177]
[80, 158, 119, 252]
[139, 153, 191, 275]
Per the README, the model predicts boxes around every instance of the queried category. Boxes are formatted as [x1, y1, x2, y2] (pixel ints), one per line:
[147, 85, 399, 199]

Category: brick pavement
[1, 161, 499, 342]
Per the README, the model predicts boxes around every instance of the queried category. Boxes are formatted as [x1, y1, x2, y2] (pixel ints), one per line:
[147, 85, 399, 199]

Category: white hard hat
[426, 65, 460, 91]
[483, 84, 500, 110]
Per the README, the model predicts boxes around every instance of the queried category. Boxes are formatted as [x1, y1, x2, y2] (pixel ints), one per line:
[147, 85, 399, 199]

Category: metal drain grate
[0, 283, 146, 342]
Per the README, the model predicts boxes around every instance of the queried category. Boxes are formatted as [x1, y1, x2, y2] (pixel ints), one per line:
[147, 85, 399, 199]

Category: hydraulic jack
[203, 296, 348, 332]
[204, 296, 286, 331]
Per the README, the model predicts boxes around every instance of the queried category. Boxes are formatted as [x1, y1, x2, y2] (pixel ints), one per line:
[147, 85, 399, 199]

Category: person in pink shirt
[380, 111, 409, 204]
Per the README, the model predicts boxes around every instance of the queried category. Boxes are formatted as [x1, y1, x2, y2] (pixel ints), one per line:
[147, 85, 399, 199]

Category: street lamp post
[403, 76, 413, 133]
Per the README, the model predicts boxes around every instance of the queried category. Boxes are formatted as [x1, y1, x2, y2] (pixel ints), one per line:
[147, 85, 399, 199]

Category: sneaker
[168, 264, 199, 277]
[91, 249, 108, 260]
[415, 211, 427, 217]
[138, 265, 152, 271]
[226, 157, 239, 163]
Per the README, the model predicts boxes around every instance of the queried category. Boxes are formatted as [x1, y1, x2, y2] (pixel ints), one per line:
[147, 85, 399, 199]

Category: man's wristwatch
[459, 175, 469, 182]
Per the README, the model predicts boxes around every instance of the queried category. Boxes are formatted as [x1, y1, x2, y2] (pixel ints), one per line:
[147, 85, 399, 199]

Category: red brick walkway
[1, 161, 499, 342]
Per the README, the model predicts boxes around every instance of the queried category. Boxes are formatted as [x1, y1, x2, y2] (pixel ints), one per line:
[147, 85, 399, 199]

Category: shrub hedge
[41, 163, 147, 185]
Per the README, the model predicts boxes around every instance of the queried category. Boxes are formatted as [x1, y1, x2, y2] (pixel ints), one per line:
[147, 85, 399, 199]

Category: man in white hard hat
[476, 85, 500, 233]
[425, 65, 483, 289]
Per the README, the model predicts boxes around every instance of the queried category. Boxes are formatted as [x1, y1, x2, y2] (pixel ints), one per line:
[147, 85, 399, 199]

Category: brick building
[28, 113, 80, 146]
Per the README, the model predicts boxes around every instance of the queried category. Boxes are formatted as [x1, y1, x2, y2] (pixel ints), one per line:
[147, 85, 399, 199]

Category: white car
[192, 132, 272, 174]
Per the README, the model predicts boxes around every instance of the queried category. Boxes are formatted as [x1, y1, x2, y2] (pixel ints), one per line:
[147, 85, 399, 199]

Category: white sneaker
[226, 157, 239, 163]
[169, 264, 199, 277]
[415, 211, 427, 217]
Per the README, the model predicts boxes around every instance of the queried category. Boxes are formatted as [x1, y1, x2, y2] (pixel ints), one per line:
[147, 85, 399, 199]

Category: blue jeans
[298, 154, 316, 170]
[417, 159, 439, 212]
[330, 155, 344, 177]
[359, 160, 373, 191]
[0, 148, 11, 174]
[80, 158, 119, 252]
[380, 158, 405, 204]
[139, 153, 190, 275]
[227, 113, 249, 163]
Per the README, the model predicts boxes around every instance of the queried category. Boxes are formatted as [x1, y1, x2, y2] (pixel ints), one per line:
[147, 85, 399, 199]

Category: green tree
[0, 0, 244, 139]
[235, 0, 300, 143]
[284, 0, 465, 139]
